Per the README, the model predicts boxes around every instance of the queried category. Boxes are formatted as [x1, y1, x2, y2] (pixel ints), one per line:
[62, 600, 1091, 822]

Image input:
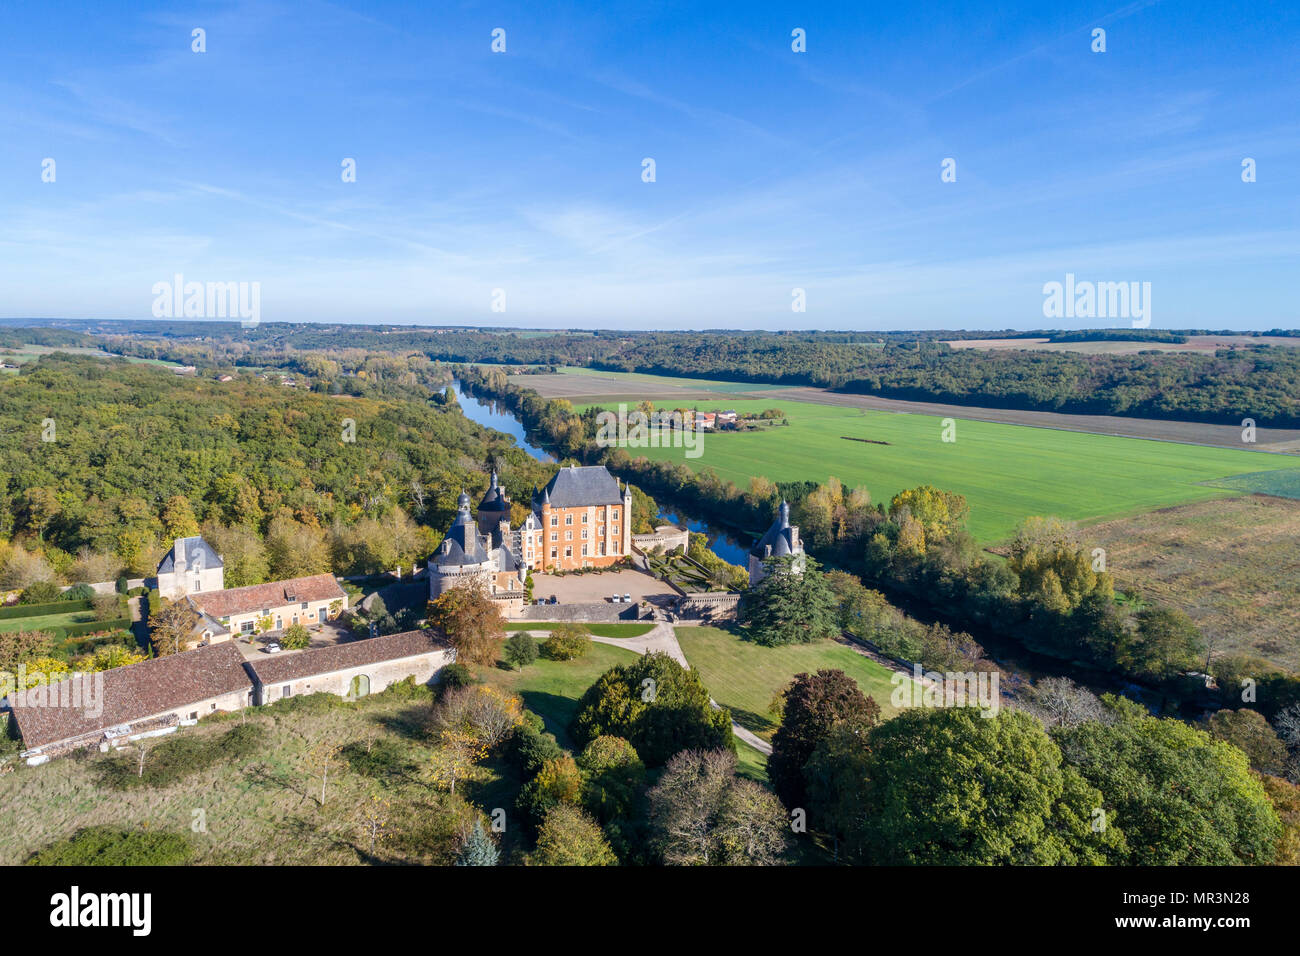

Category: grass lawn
[734, 739, 769, 784]
[503, 621, 655, 638]
[0, 610, 97, 634]
[675, 625, 910, 741]
[479, 642, 641, 750]
[577, 395, 1300, 543]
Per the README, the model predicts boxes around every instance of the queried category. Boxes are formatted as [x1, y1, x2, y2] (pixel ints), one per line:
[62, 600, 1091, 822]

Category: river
[447, 380, 556, 462]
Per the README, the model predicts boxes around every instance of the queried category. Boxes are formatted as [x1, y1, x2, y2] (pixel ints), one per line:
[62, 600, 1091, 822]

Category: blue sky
[2, 0, 1297, 330]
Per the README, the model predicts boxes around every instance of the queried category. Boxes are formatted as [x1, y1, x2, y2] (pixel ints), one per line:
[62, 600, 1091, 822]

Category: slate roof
[157, 536, 224, 575]
[249, 628, 450, 686]
[750, 500, 798, 559]
[435, 493, 490, 567]
[477, 471, 510, 514]
[540, 465, 624, 508]
[189, 574, 346, 619]
[10, 642, 253, 750]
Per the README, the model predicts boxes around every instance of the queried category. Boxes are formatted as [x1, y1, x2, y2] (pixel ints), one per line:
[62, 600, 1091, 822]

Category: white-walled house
[156, 536, 225, 598]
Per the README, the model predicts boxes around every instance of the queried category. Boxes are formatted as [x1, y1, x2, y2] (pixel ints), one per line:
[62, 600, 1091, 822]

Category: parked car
[264, 641, 282, 654]
[623, 594, 631, 603]
[611, 594, 622, 603]
[549, 595, 558, 604]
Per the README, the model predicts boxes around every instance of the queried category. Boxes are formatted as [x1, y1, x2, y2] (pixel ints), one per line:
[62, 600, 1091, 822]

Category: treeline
[456, 365, 1300, 718]
[15, 322, 1300, 426]
[0, 355, 555, 589]
[595, 334, 1300, 427]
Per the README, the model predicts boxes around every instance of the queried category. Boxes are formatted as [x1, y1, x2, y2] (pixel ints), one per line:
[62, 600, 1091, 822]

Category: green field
[578, 395, 1300, 543]
[675, 626, 910, 741]
[1206, 469, 1300, 500]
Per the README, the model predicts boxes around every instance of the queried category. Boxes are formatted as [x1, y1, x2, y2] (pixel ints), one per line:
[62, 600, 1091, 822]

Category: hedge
[0, 599, 94, 620]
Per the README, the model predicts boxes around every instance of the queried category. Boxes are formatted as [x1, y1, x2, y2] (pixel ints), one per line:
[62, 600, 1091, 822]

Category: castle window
[550, 516, 558, 526]
[581, 514, 588, 523]
[565, 515, 573, 525]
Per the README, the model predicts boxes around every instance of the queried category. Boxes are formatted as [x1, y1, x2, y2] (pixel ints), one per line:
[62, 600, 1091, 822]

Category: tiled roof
[190, 574, 346, 619]
[541, 465, 624, 508]
[249, 628, 450, 685]
[10, 642, 252, 750]
[157, 536, 224, 574]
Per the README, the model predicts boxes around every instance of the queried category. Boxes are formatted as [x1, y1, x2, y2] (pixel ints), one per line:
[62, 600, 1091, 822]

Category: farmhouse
[248, 628, 452, 704]
[429, 465, 633, 598]
[187, 573, 348, 643]
[156, 536, 225, 598]
[9, 629, 453, 759]
[8, 641, 253, 758]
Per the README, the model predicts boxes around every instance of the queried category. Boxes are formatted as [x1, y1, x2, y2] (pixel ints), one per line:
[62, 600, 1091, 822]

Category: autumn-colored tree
[161, 494, 200, 540]
[426, 582, 504, 667]
[531, 805, 618, 866]
[149, 599, 199, 657]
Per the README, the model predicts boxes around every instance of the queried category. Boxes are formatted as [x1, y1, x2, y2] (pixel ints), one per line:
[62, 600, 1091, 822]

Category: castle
[748, 500, 804, 586]
[429, 465, 633, 599]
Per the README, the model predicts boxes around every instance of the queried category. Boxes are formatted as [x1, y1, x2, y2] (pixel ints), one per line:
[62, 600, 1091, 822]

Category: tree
[577, 735, 647, 857]
[149, 599, 199, 656]
[503, 631, 538, 670]
[161, 494, 200, 540]
[431, 685, 524, 752]
[744, 555, 839, 646]
[571, 652, 734, 766]
[517, 754, 584, 827]
[543, 623, 592, 660]
[531, 805, 618, 866]
[804, 722, 873, 862]
[455, 819, 500, 866]
[1117, 607, 1204, 682]
[1007, 516, 1112, 612]
[280, 623, 311, 650]
[428, 728, 488, 796]
[1206, 709, 1288, 773]
[1022, 677, 1108, 729]
[426, 582, 503, 667]
[647, 749, 789, 865]
[768, 669, 880, 810]
[860, 708, 1124, 865]
[1053, 702, 1280, 864]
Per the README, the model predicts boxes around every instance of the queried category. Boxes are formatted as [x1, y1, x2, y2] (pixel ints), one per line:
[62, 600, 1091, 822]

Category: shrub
[280, 622, 311, 649]
[342, 738, 417, 780]
[115, 576, 130, 595]
[504, 631, 539, 670]
[439, 662, 476, 693]
[19, 581, 62, 605]
[544, 624, 592, 661]
[375, 675, 433, 702]
[511, 723, 563, 777]
[62, 583, 97, 602]
[27, 827, 193, 866]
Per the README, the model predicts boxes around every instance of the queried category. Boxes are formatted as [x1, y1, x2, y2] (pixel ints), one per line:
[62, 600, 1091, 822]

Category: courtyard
[531, 567, 679, 607]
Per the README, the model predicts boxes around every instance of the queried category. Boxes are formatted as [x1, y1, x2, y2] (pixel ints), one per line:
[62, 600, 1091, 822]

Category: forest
[0, 354, 556, 589]
[13, 321, 1300, 427]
